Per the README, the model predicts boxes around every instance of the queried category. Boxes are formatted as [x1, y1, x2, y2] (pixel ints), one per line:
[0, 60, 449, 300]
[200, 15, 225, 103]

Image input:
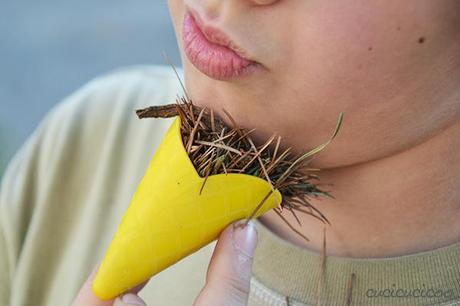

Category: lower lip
[182, 12, 260, 81]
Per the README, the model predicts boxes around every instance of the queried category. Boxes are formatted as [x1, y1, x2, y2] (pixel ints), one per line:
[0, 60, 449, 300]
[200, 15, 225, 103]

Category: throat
[258, 122, 460, 258]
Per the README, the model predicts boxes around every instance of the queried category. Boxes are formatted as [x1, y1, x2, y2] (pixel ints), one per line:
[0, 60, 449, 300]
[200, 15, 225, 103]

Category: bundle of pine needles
[136, 96, 343, 242]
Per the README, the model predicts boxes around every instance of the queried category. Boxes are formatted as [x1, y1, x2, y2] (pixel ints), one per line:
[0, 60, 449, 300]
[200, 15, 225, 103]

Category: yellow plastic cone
[92, 116, 282, 300]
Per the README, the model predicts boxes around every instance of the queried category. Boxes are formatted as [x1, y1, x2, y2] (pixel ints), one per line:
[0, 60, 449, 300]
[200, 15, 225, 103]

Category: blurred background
[0, 0, 181, 177]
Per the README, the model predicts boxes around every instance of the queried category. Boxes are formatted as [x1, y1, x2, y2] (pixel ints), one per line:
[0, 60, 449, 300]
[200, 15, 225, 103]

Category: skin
[168, 0, 460, 257]
[76, 1, 460, 304]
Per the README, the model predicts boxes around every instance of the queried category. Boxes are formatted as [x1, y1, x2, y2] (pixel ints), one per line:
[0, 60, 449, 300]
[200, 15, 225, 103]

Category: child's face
[168, 0, 460, 168]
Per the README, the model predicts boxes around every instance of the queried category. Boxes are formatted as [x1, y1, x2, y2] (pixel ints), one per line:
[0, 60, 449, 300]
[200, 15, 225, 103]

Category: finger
[73, 265, 148, 306]
[194, 219, 258, 306]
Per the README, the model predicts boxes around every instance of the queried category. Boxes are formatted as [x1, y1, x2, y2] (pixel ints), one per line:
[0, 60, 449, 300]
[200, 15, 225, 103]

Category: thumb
[194, 219, 258, 306]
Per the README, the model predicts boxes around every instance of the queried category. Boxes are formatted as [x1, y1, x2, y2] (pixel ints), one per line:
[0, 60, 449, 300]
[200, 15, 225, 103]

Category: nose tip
[251, 0, 279, 4]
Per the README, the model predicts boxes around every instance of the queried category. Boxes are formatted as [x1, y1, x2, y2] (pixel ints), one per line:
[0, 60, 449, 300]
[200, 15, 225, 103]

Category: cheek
[282, 5, 388, 99]
[280, 0, 449, 107]
[269, 3, 448, 168]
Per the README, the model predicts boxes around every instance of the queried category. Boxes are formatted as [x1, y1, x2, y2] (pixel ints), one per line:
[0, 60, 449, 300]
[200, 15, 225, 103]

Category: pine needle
[345, 273, 356, 306]
[316, 225, 327, 306]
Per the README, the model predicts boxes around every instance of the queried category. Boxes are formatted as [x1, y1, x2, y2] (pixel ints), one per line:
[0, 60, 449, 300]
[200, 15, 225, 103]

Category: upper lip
[186, 7, 254, 61]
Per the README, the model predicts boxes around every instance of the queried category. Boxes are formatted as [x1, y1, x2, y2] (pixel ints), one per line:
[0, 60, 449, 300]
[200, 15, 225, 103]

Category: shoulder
[0, 64, 185, 235]
[1, 64, 185, 214]
[53, 64, 183, 125]
[3, 64, 183, 182]
[1, 64, 184, 201]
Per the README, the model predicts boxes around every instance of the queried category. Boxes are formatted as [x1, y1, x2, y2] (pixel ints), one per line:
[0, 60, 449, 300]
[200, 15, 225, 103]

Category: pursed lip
[185, 7, 254, 62]
[182, 6, 261, 80]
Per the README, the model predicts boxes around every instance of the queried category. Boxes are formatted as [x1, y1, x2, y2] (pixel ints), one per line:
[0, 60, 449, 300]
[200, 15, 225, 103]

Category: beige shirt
[1, 65, 459, 306]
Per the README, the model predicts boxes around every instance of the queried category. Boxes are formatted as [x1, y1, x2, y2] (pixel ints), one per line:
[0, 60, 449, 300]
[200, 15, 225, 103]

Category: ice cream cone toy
[92, 96, 344, 300]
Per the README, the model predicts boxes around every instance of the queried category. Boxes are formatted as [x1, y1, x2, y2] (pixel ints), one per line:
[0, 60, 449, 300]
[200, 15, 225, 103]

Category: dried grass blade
[273, 208, 310, 242]
[276, 112, 344, 187]
[186, 107, 207, 153]
[199, 150, 216, 195]
[210, 109, 216, 132]
[244, 189, 276, 226]
[246, 135, 276, 189]
[162, 51, 191, 102]
[195, 140, 242, 155]
[287, 206, 302, 227]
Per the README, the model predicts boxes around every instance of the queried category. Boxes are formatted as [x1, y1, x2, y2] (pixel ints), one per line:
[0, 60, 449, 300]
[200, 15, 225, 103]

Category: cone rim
[171, 115, 282, 198]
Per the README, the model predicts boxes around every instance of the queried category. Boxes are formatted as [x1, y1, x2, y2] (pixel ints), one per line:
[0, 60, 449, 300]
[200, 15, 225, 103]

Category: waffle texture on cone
[92, 116, 282, 300]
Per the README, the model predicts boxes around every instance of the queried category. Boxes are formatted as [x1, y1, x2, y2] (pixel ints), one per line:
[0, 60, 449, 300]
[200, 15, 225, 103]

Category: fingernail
[232, 219, 258, 258]
[121, 293, 146, 306]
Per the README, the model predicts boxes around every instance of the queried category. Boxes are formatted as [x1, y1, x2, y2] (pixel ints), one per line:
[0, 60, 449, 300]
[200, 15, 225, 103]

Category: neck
[259, 118, 460, 258]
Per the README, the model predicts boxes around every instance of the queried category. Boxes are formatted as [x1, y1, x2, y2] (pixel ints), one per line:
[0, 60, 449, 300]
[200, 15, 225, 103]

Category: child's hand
[73, 219, 258, 306]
